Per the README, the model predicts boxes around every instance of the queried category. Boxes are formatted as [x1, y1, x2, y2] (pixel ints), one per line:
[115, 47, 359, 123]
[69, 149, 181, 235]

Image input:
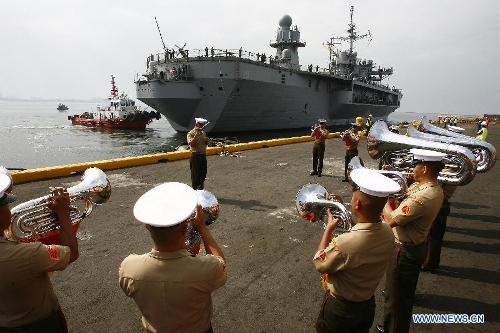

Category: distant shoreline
[0, 97, 105, 103]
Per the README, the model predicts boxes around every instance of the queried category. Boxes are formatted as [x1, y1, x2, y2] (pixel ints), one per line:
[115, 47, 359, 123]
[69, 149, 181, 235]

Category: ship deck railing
[141, 48, 399, 92]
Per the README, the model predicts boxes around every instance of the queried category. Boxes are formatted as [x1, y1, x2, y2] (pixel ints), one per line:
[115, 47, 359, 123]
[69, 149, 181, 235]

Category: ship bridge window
[199, 87, 204, 91]
[218, 86, 223, 91]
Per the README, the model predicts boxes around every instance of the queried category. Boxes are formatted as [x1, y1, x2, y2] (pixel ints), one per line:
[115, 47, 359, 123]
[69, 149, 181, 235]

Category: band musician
[0, 167, 79, 333]
[187, 117, 210, 190]
[313, 168, 400, 333]
[310, 119, 329, 177]
[341, 123, 362, 182]
[377, 148, 446, 333]
[119, 182, 227, 333]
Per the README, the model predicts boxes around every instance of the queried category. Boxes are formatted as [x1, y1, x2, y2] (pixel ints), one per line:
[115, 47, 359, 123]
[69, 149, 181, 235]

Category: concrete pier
[10, 123, 499, 332]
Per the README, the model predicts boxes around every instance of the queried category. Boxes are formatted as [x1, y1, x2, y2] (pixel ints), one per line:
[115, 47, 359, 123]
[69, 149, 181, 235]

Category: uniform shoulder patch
[46, 246, 60, 261]
[409, 194, 424, 205]
[401, 205, 411, 215]
[319, 251, 327, 262]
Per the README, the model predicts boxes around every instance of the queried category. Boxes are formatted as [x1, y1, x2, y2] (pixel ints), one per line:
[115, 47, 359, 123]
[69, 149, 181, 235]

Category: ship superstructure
[135, 6, 402, 133]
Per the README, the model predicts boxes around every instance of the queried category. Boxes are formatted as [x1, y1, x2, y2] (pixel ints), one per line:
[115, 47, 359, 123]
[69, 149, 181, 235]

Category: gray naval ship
[135, 6, 402, 133]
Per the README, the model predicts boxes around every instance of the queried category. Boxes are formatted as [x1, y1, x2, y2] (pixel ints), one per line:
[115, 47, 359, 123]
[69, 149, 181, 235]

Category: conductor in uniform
[0, 168, 79, 332]
[187, 117, 210, 190]
[313, 168, 401, 333]
[119, 182, 227, 333]
[377, 148, 446, 333]
[310, 119, 329, 177]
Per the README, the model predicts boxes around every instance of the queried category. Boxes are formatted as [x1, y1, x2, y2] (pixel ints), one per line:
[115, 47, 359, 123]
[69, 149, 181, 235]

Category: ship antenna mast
[154, 16, 167, 54]
[110, 75, 118, 99]
[347, 6, 371, 55]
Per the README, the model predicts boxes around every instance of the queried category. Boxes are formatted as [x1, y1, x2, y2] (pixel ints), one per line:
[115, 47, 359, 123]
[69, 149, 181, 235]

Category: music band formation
[0, 115, 495, 333]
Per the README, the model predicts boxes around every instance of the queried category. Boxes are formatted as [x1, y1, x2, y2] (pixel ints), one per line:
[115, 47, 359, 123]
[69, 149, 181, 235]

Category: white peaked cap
[350, 168, 400, 197]
[0, 174, 17, 205]
[0, 166, 12, 181]
[195, 117, 208, 124]
[133, 182, 198, 227]
[410, 148, 446, 162]
[318, 119, 327, 123]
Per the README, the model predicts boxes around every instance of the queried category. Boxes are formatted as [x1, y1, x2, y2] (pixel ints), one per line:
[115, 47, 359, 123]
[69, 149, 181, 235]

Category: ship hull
[136, 58, 401, 133]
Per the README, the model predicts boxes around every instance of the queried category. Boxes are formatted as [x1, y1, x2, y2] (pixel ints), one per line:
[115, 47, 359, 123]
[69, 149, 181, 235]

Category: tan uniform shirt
[187, 129, 208, 154]
[391, 181, 444, 244]
[0, 237, 71, 327]
[119, 249, 227, 333]
[313, 222, 395, 302]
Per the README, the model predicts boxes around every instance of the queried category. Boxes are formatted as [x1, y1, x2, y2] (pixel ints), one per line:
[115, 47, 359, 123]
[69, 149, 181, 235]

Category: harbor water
[0, 100, 477, 170]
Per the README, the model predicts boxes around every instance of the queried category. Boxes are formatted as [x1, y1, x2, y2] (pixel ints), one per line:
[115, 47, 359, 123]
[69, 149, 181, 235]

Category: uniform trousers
[344, 148, 358, 179]
[190, 152, 207, 190]
[0, 307, 68, 333]
[316, 291, 375, 333]
[312, 142, 326, 173]
[383, 242, 427, 333]
[423, 200, 451, 270]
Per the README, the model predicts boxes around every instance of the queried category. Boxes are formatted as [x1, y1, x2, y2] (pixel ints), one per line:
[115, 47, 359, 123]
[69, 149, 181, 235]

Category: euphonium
[368, 120, 477, 186]
[417, 116, 496, 172]
[6, 167, 111, 243]
[185, 189, 220, 254]
[347, 156, 408, 200]
[295, 183, 352, 235]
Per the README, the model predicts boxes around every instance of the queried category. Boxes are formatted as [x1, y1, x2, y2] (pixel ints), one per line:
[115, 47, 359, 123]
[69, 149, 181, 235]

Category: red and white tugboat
[68, 75, 161, 130]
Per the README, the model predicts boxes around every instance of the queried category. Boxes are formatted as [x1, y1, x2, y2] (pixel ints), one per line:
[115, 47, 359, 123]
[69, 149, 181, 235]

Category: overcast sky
[1, 0, 498, 115]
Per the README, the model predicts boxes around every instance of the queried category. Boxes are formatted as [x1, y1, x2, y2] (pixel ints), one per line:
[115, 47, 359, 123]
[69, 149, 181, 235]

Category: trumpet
[295, 183, 353, 235]
[6, 167, 111, 244]
[184, 189, 219, 255]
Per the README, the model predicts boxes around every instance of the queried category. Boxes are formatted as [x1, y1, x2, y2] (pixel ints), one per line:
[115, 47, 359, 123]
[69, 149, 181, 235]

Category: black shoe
[376, 325, 385, 333]
[421, 266, 436, 274]
[381, 290, 385, 296]
[341, 178, 349, 182]
[310, 171, 318, 175]
[318, 173, 322, 177]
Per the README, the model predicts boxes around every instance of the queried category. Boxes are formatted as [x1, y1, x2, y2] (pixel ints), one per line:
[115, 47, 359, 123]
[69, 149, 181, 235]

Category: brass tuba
[368, 120, 478, 186]
[295, 183, 352, 235]
[6, 167, 111, 243]
[185, 189, 220, 254]
[416, 116, 496, 172]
